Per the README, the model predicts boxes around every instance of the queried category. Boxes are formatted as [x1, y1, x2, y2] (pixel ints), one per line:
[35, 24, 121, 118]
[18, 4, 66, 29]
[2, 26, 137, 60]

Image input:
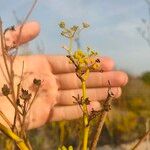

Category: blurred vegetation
[141, 72, 150, 85]
[1, 72, 149, 149]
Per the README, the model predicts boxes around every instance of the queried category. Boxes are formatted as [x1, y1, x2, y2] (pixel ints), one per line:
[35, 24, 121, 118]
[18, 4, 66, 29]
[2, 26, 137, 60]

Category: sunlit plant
[0, 18, 115, 150]
[58, 21, 114, 150]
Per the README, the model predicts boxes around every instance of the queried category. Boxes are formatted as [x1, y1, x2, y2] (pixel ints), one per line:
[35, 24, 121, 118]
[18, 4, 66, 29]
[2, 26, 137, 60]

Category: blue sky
[0, 0, 150, 75]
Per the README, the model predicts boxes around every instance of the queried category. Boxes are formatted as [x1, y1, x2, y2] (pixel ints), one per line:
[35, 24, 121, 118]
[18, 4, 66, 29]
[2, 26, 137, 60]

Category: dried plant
[0, 0, 38, 150]
[0, 3, 118, 149]
[90, 81, 114, 150]
[0, 20, 41, 150]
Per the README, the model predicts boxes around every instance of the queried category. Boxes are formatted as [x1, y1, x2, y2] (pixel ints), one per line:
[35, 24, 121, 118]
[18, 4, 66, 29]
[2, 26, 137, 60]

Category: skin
[0, 22, 128, 129]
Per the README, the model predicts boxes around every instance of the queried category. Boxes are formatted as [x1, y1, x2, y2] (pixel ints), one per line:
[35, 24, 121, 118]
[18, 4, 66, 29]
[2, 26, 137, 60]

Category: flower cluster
[59, 21, 102, 150]
[59, 21, 101, 81]
[71, 48, 100, 81]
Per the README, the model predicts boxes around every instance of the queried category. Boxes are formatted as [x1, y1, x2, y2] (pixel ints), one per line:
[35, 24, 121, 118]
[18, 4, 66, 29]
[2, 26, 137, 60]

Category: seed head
[2, 84, 10, 96]
[33, 78, 41, 86]
[82, 22, 90, 28]
[59, 21, 65, 28]
[71, 25, 78, 31]
[20, 88, 32, 101]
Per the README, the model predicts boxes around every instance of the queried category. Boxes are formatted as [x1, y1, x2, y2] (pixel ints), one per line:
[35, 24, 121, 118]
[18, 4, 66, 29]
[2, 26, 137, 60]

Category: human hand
[0, 22, 128, 129]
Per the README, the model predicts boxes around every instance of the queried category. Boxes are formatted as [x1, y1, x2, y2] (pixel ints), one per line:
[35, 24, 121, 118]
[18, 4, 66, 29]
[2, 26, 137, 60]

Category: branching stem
[0, 123, 29, 150]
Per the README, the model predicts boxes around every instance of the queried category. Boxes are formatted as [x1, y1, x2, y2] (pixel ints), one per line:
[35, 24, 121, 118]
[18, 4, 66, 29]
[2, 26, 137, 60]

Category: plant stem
[90, 112, 107, 150]
[131, 129, 150, 150]
[27, 85, 40, 112]
[6, 96, 21, 115]
[0, 19, 21, 132]
[59, 121, 66, 146]
[90, 83, 114, 150]
[0, 123, 29, 150]
[82, 81, 90, 150]
[0, 20, 11, 79]
[0, 110, 12, 128]
[69, 38, 73, 51]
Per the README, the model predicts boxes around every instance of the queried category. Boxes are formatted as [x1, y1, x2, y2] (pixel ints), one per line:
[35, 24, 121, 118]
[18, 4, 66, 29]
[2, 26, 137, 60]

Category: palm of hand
[0, 22, 128, 130]
[0, 55, 58, 129]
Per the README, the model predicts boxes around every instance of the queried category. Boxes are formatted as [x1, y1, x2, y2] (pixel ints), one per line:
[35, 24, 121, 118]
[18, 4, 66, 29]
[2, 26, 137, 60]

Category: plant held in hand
[59, 21, 104, 150]
[0, 19, 41, 150]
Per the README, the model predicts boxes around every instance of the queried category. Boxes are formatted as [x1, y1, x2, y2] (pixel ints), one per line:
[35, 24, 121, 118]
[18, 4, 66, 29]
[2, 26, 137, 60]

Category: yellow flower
[89, 58, 95, 64]
[92, 63, 100, 70]
[74, 49, 85, 59]
[84, 58, 89, 65]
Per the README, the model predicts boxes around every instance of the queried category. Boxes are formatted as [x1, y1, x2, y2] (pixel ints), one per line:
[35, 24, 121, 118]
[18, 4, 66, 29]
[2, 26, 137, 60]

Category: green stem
[82, 81, 90, 150]
[59, 121, 66, 146]
[0, 123, 29, 150]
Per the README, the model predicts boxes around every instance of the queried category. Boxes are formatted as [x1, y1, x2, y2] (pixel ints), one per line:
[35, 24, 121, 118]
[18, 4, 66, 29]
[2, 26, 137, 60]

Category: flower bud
[82, 22, 90, 28]
[59, 21, 65, 28]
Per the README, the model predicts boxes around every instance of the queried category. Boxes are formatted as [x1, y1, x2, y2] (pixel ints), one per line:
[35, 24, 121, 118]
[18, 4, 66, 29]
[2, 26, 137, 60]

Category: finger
[47, 56, 114, 74]
[49, 101, 101, 122]
[4, 21, 40, 49]
[56, 71, 128, 90]
[57, 87, 121, 105]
